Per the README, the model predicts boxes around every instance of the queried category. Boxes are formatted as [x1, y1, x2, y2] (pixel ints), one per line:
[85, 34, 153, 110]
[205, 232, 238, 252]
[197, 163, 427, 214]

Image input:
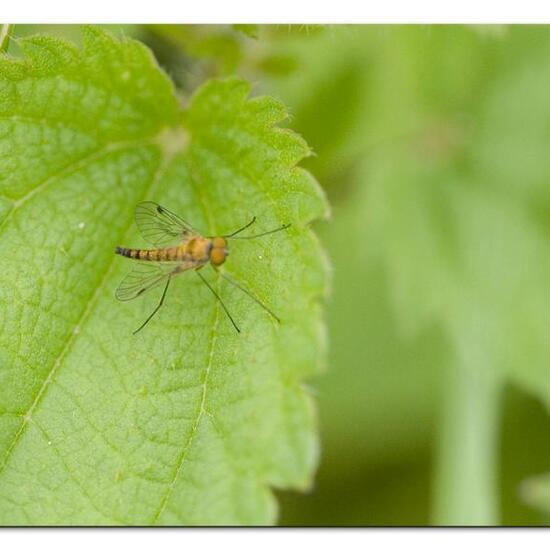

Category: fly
[114, 201, 290, 334]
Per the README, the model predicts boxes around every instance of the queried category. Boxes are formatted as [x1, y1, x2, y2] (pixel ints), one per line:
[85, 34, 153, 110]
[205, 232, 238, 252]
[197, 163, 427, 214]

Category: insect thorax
[186, 236, 211, 263]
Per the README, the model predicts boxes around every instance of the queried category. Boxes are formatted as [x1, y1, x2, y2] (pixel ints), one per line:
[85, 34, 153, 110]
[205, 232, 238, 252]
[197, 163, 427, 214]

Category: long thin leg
[219, 271, 280, 323]
[133, 277, 171, 335]
[196, 270, 241, 333]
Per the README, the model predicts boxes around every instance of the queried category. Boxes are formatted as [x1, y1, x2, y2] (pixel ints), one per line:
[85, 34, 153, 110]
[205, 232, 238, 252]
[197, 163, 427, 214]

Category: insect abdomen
[115, 247, 160, 261]
[114, 246, 186, 261]
[115, 246, 134, 258]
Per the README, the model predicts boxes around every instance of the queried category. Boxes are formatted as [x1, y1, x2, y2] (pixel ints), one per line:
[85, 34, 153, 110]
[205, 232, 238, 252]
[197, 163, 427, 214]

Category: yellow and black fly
[115, 202, 290, 334]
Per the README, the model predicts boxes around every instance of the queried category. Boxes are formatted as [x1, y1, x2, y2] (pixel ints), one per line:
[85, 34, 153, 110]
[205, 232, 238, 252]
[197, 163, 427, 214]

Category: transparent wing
[115, 262, 194, 302]
[115, 263, 174, 302]
[135, 201, 199, 246]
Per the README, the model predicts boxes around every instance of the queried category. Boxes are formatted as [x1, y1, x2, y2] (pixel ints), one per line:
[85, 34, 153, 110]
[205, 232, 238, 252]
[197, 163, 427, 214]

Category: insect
[114, 201, 291, 334]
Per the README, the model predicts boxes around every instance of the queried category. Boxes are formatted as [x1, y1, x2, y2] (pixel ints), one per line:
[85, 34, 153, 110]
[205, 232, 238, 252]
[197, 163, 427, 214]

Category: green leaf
[0, 25, 13, 54]
[0, 26, 328, 525]
[354, 29, 550, 522]
[232, 24, 259, 40]
[148, 25, 246, 76]
[520, 472, 550, 519]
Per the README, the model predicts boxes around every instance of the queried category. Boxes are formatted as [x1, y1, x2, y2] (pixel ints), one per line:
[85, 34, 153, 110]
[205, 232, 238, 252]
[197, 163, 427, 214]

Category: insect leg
[218, 271, 280, 323]
[133, 276, 171, 335]
[196, 270, 240, 333]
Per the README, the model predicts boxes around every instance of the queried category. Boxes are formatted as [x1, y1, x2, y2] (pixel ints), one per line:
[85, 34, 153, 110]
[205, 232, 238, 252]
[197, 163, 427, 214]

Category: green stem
[432, 342, 502, 525]
[0, 24, 13, 53]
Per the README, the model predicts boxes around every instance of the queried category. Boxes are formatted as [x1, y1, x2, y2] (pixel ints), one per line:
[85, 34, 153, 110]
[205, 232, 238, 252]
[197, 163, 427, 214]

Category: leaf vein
[0, 145, 168, 485]
[0, 137, 149, 233]
[150, 167, 222, 524]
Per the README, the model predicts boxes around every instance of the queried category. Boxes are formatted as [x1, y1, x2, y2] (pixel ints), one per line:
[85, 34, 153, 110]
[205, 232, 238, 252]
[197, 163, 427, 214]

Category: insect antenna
[221, 217, 256, 238]
[219, 272, 280, 323]
[229, 223, 291, 240]
[133, 277, 171, 335]
[196, 271, 241, 333]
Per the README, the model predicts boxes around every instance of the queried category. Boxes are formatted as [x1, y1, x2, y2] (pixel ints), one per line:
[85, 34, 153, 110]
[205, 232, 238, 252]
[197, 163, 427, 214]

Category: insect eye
[210, 248, 226, 266]
[212, 237, 227, 248]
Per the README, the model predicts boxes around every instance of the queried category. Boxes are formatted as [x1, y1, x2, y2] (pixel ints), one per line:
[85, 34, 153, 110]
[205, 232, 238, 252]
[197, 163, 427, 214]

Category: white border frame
[4, 0, 550, 23]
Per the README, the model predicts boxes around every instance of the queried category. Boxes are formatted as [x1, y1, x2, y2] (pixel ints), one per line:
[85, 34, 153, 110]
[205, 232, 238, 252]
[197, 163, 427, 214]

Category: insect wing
[135, 201, 199, 246]
[115, 261, 197, 301]
[116, 263, 175, 301]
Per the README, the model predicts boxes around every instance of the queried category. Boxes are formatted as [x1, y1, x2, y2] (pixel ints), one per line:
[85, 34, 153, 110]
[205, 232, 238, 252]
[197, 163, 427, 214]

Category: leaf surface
[0, 27, 328, 525]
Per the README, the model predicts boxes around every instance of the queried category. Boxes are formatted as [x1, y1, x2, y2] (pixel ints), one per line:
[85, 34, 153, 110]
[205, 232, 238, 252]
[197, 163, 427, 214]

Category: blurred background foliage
[10, 24, 550, 525]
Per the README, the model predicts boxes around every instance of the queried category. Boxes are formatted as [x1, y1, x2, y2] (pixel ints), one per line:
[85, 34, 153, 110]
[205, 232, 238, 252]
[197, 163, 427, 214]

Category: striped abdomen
[115, 245, 188, 262]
